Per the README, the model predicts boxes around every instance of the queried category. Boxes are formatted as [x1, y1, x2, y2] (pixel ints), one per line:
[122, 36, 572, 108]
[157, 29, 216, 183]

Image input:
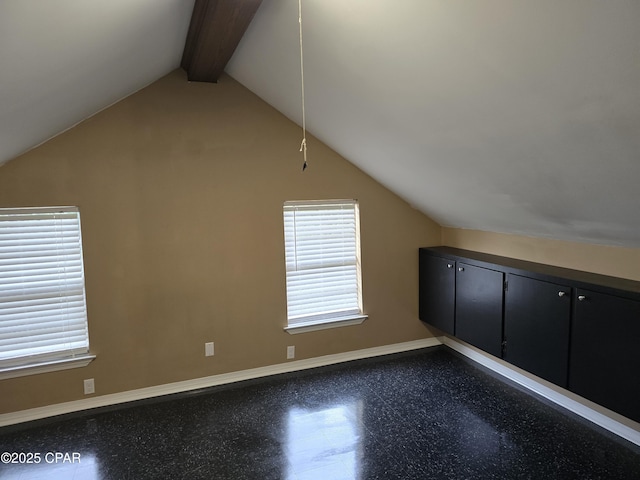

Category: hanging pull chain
[298, 0, 308, 171]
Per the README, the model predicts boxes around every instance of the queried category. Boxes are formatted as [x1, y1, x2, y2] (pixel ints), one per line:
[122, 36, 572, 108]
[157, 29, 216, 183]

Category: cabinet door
[455, 263, 504, 357]
[419, 251, 455, 334]
[569, 289, 640, 422]
[504, 274, 571, 387]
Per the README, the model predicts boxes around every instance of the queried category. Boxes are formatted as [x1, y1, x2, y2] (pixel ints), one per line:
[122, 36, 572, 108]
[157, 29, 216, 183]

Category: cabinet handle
[458, 267, 464, 272]
[447, 264, 453, 269]
[558, 291, 566, 297]
[578, 295, 587, 301]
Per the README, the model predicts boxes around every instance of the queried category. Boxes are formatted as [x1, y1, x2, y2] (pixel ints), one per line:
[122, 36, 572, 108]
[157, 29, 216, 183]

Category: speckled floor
[1, 347, 639, 479]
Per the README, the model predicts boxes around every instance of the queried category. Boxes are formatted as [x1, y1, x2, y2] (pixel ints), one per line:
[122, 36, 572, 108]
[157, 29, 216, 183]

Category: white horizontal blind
[0, 207, 89, 369]
[284, 200, 362, 325]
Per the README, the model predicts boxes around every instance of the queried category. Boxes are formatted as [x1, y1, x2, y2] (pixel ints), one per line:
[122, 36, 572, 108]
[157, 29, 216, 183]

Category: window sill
[0, 354, 96, 380]
[284, 315, 368, 335]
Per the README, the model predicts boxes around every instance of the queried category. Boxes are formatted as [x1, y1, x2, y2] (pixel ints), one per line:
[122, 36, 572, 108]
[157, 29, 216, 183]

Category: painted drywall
[0, 70, 440, 414]
[442, 228, 640, 282]
[228, 0, 640, 248]
[0, 0, 195, 166]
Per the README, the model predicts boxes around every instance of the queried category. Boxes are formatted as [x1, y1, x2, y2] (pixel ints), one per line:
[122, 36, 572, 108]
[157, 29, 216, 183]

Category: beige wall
[0, 70, 441, 414]
[442, 227, 640, 282]
[4, 67, 637, 417]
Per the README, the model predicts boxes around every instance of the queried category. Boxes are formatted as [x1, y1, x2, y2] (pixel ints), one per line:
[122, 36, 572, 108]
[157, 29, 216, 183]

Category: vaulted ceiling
[1, 0, 639, 247]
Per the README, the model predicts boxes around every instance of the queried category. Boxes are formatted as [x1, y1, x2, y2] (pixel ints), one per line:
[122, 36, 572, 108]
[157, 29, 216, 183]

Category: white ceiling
[0, 0, 194, 164]
[2, 0, 639, 247]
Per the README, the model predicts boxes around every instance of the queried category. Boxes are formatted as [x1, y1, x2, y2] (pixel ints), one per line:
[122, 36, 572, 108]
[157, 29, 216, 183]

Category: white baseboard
[442, 336, 640, 447]
[0, 338, 440, 427]
[3, 335, 639, 448]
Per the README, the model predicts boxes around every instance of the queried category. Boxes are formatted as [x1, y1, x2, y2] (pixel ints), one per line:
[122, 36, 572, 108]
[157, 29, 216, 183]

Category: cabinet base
[440, 336, 640, 447]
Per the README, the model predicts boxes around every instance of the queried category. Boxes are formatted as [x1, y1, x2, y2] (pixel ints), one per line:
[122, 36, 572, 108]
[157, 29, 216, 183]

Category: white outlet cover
[205, 342, 214, 357]
[83, 378, 95, 395]
[287, 346, 295, 359]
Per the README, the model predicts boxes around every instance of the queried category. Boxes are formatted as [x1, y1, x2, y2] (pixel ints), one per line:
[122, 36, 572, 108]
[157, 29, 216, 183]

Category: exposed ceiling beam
[181, 0, 263, 83]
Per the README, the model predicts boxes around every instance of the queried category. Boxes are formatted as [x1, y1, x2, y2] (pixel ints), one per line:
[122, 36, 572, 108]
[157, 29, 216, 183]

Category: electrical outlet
[287, 345, 295, 359]
[205, 342, 214, 357]
[83, 378, 95, 395]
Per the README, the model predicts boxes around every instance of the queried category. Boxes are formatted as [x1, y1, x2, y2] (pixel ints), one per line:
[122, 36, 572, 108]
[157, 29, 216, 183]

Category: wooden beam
[181, 0, 263, 83]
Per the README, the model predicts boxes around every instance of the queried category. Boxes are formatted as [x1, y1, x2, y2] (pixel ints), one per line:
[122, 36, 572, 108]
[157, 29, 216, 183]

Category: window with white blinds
[0, 207, 90, 371]
[283, 200, 363, 326]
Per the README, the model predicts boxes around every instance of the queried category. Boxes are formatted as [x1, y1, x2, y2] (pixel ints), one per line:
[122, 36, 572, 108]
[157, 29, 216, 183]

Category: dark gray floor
[1, 347, 639, 479]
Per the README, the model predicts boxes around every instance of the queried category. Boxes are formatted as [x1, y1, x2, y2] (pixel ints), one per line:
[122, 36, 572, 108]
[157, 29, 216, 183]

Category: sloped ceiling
[0, 0, 194, 165]
[226, 0, 640, 248]
[1, 1, 639, 248]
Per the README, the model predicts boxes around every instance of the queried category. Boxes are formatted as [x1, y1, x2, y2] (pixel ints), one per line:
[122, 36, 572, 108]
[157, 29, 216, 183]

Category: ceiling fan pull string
[299, 0, 308, 171]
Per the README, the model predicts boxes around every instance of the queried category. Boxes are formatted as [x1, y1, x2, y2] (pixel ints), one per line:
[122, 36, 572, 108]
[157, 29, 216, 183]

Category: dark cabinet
[504, 274, 571, 388]
[569, 289, 640, 422]
[419, 254, 504, 354]
[419, 251, 455, 334]
[419, 246, 640, 423]
[455, 263, 504, 357]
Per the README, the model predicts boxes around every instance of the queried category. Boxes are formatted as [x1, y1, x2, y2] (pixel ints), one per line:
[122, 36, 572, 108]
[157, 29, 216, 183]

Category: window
[0, 206, 93, 379]
[283, 200, 366, 333]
